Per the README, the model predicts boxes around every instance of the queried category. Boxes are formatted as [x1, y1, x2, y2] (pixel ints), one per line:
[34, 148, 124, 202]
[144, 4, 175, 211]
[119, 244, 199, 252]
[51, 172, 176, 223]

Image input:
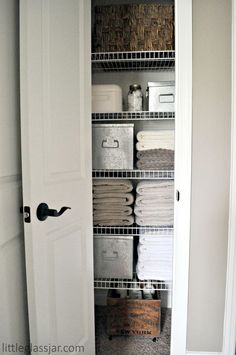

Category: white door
[20, 1, 95, 354]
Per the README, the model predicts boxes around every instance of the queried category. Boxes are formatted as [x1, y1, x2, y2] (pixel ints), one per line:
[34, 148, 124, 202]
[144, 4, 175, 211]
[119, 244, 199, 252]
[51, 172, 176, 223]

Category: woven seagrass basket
[93, 4, 175, 52]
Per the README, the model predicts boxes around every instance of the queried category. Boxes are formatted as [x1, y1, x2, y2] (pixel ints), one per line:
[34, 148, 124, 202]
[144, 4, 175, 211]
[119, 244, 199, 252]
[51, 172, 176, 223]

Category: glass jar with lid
[127, 84, 143, 111]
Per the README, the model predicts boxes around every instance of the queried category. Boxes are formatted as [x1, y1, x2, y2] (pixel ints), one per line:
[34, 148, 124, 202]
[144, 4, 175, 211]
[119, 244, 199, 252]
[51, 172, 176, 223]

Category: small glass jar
[128, 84, 143, 111]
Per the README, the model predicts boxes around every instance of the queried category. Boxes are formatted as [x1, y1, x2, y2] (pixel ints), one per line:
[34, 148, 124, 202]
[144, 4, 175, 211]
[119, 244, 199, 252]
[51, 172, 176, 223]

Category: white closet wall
[187, 0, 231, 352]
[0, 0, 29, 347]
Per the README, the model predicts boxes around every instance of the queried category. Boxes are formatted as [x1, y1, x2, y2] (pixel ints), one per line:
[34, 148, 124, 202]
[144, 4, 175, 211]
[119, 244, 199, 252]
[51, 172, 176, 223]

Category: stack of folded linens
[136, 233, 173, 280]
[93, 179, 134, 226]
[136, 130, 174, 170]
[134, 180, 174, 226]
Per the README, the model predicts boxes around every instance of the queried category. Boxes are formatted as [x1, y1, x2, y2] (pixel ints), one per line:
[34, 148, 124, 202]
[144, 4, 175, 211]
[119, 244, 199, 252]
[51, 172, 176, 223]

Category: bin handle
[102, 250, 119, 259]
[102, 138, 119, 148]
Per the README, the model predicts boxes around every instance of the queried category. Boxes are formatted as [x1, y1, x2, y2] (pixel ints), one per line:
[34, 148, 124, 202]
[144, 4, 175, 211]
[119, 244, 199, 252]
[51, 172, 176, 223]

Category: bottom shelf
[94, 273, 172, 291]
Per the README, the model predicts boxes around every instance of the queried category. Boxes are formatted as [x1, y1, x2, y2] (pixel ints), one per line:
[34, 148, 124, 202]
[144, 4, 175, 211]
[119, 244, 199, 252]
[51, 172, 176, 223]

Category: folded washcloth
[93, 179, 133, 193]
[93, 215, 134, 226]
[93, 192, 134, 206]
[136, 215, 174, 227]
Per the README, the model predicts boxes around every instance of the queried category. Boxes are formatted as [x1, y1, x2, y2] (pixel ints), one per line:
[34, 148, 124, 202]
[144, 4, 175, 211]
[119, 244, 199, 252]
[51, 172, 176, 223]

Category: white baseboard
[186, 352, 221, 355]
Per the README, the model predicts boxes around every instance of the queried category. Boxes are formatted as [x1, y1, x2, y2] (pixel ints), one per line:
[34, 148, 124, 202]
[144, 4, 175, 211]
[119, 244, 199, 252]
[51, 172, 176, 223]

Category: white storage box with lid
[146, 81, 175, 112]
[92, 84, 122, 113]
[94, 235, 133, 279]
[92, 124, 134, 169]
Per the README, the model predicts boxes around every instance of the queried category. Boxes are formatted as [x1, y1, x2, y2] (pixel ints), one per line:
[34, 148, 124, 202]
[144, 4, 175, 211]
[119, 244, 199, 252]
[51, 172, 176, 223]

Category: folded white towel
[136, 263, 172, 281]
[139, 235, 173, 244]
[135, 194, 173, 206]
[136, 216, 174, 227]
[93, 179, 133, 193]
[134, 204, 174, 217]
[136, 141, 175, 151]
[137, 130, 175, 142]
[136, 180, 174, 196]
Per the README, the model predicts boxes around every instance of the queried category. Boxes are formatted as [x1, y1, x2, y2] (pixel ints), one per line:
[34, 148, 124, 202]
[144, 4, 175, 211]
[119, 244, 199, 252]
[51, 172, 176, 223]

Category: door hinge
[176, 190, 180, 201]
[20, 206, 31, 223]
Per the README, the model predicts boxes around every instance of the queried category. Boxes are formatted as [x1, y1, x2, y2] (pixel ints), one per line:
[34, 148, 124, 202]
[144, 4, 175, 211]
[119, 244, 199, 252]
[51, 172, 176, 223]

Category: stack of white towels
[134, 180, 174, 227]
[136, 233, 173, 280]
[93, 179, 134, 226]
[136, 130, 175, 170]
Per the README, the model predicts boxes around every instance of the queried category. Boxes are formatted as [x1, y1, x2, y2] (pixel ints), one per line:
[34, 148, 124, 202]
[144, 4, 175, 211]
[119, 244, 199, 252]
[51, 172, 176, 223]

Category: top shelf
[92, 50, 175, 73]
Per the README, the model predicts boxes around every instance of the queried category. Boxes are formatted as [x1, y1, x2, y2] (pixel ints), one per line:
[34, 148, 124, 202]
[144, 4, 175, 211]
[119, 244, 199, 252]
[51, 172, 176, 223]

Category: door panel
[20, 1, 95, 354]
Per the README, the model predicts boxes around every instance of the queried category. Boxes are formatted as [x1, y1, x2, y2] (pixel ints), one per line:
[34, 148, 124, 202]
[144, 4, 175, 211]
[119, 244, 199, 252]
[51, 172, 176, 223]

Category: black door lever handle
[37, 203, 71, 221]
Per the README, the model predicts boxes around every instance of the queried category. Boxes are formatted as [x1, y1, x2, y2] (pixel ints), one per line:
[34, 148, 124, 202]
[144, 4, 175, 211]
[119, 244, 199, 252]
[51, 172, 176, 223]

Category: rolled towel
[93, 215, 134, 226]
[93, 192, 134, 206]
[93, 179, 133, 193]
[136, 215, 174, 227]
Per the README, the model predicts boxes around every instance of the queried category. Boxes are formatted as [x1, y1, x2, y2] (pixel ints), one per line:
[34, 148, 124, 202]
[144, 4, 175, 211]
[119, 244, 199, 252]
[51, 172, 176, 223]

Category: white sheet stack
[134, 180, 174, 226]
[136, 130, 175, 170]
[93, 179, 134, 226]
[136, 234, 173, 281]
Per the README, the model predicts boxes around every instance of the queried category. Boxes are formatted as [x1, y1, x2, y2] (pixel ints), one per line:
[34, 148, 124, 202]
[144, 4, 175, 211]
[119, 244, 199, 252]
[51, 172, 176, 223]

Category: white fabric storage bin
[92, 124, 134, 169]
[92, 84, 122, 113]
[146, 81, 175, 112]
[94, 236, 133, 279]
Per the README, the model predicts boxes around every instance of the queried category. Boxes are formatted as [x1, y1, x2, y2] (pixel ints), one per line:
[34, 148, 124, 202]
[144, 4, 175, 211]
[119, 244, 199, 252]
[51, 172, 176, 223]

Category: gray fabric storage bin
[146, 81, 175, 112]
[92, 124, 134, 169]
[94, 235, 133, 279]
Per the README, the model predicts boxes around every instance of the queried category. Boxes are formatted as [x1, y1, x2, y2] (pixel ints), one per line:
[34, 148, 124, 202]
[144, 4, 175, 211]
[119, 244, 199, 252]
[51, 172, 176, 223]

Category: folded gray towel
[93, 179, 133, 193]
[93, 192, 134, 206]
[136, 149, 174, 170]
[93, 215, 134, 226]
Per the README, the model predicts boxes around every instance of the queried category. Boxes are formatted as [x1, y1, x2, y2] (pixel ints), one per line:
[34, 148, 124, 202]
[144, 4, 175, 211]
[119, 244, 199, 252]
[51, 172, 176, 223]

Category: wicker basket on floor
[93, 4, 175, 53]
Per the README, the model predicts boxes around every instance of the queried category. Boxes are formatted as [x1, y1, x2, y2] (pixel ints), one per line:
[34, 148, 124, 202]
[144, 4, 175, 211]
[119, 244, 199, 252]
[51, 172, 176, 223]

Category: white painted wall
[0, 0, 29, 350]
[187, 0, 231, 352]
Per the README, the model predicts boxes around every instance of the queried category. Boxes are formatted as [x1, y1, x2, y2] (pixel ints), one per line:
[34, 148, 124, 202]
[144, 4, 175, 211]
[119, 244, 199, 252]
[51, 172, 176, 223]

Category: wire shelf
[92, 111, 175, 122]
[92, 169, 174, 180]
[94, 273, 172, 291]
[92, 50, 175, 72]
[93, 225, 174, 236]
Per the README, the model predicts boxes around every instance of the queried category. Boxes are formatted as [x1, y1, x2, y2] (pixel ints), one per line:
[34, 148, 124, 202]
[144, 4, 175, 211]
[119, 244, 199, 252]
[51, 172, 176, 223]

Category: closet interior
[91, 0, 175, 352]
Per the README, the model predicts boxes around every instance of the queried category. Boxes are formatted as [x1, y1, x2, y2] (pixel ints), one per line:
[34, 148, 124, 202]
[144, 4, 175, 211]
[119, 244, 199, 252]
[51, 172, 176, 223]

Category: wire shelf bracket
[92, 111, 175, 122]
[94, 273, 172, 291]
[92, 50, 175, 72]
[92, 169, 174, 180]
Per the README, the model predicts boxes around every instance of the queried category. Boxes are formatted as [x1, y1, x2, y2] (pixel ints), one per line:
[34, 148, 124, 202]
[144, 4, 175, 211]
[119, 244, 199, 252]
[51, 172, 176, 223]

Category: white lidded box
[92, 84, 122, 113]
[92, 124, 134, 169]
[94, 235, 133, 279]
[146, 81, 175, 112]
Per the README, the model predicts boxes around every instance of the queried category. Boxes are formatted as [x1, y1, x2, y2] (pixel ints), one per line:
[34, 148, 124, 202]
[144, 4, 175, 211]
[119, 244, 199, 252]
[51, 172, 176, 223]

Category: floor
[95, 306, 171, 355]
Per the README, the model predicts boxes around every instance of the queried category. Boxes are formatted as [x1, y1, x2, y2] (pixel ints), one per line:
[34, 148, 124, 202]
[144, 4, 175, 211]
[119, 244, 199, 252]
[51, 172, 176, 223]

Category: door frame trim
[222, 1, 236, 354]
[171, 0, 192, 354]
